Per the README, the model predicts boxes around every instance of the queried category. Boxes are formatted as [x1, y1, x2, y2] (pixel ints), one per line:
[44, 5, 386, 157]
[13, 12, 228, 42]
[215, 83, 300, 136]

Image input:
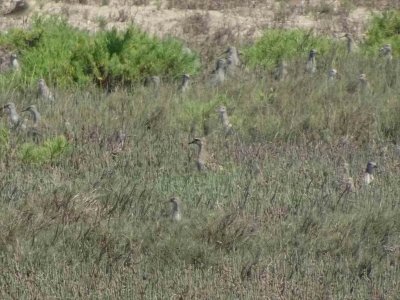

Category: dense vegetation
[0, 12, 399, 299]
[0, 17, 200, 88]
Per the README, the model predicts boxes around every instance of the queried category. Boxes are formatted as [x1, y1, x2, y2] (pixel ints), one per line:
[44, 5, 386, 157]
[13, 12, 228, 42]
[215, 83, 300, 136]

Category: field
[1, 2, 400, 299]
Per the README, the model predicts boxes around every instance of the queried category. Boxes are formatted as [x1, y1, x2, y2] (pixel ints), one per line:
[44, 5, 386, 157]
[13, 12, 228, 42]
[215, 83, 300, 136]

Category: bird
[274, 60, 288, 81]
[358, 73, 370, 92]
[189, 137, 208, 171]
[169, 197, 182, 221]
[2, 0, 31, 17]
[363, 161, 377, 185]
[38, 78, 54, 101]
[225, 46, 240, 67]
[107, 130, 127, 155]
[306, 49, 317, 74]
[1, 102, 21, 129]
[21, 105, 42, 141]
[224, 46, 240, 76]
[216, 105, 233, 135]
[343, 33, 356, 54]
[10, 54, 20, 71]
[144, 76, 161, 88]
[339, 162, 356, 193]
[379, 44, 392, 61]
[210, 59, 226, 87]
[189, 137, 222, 172]
[178, 74, 190, 93]
[328, 68, 338, 81]
[63, 121, 75, 143]
[21, 105, 40, 128]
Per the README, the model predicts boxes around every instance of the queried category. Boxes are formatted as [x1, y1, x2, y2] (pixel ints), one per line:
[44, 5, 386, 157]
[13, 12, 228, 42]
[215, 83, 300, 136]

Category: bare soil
[0, 0, 397, 58]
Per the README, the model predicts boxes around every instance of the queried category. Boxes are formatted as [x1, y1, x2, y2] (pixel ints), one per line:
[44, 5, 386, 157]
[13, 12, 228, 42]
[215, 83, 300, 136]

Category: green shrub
[243, 29, 336, 69]
[362, 10, 400, 56]
[0, 17, 200, 88]
[19, 135, 70, 164]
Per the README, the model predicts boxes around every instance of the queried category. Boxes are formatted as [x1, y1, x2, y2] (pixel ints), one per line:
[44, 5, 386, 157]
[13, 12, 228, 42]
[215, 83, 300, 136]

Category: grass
[0, 13, 400, 299]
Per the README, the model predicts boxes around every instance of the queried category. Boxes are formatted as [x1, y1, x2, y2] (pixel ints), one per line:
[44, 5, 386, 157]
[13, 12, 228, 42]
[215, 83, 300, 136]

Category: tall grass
[0, 13, 400, 299]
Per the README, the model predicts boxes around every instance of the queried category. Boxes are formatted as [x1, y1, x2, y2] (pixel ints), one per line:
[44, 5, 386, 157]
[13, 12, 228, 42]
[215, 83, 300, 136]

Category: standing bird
[274, 60, 288, 81]
[306, 49, 317, 74]
[343, 33, 356, 54]
[358, 73, 370, 93]
[224, 46, 240, 76]
[144, 76, 161, 88]
[1, 102, 21, 129]
[63, 121, 75, 143]
[178, 74, 190, 93]
[22, 105, 41, 128]
[10, 54, 20, 71]
[216, 105, 233, 135]
[189, 137, 208, 171]
[107, 130, 127, 155]
[169, 197, 182, 221]
[21, 105, 42, 141]
[38, 78, 54, 102]
[210, 59, 226, 87]
[328, 68, 338, 81]
[379, 44, 393, 62]
[225, 46, 240, 67]
[363, 161, 377, 185]
[339, 162, 355, 193]
[189, 137, 223, 172]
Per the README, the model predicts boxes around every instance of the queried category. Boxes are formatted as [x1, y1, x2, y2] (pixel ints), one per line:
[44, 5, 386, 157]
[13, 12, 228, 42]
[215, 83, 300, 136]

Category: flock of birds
[0, 1, 393, 221]
[1, 77, 52, 139]
[0, 40, 388, 221]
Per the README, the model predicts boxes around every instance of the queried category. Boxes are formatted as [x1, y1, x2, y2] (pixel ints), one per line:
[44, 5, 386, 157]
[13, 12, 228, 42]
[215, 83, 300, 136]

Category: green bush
[243, 29, 336, 69]
[0, 17, 200, 88]
[362, 10, 400, 56]
[19, 135, 70, 164]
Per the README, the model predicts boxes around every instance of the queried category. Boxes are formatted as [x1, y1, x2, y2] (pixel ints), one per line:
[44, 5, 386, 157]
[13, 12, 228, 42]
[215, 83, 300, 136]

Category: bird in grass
[358, 73, 370, 92]
[1, 102, 21, 129]
[63, 121, 75, 143]
[363, 161, 377, 186]
[379, 44, 393, 62]
[343, 33, 356, 54]
[178, 74, 190, 93]
[107, 130, 127, 155]
[38, 78, 54, 102]
[216, 105, 233, 135]
[274, 60, 288, 81]
[224, 46, 240, 76]
[225, 46, 240, 67]
[189, 137, 222, 172]
[10, 54, 20, 71]
[144, 76, 161, 88]
[339, 162, 356, 193]
[21, 105, 42, 141]
[328, 68, 338, 81]
[169, 197, 182, 221]
[210, 59, 226, 87]
[22, 105, 40, 128]
[306, 49, 317, 74]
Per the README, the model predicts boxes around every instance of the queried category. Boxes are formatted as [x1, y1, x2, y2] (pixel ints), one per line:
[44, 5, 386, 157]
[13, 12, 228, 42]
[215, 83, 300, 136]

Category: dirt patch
[0, 0, 389, 58]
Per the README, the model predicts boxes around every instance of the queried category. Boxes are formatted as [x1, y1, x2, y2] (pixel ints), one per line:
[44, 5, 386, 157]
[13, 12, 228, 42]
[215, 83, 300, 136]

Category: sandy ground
[0, 0, 375, 43]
